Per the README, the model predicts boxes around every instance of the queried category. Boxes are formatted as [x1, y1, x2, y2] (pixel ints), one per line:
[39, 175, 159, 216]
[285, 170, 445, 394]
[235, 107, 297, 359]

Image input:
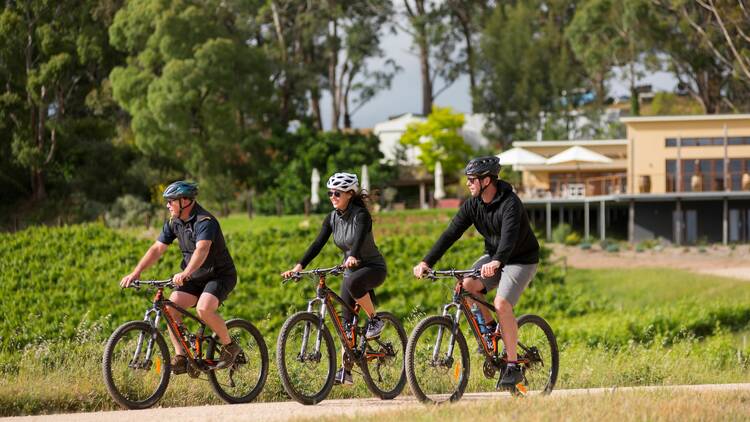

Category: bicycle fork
[433, 302, 462, 366]
[297, 298, 327, 362]
[131, 308, 161, 370]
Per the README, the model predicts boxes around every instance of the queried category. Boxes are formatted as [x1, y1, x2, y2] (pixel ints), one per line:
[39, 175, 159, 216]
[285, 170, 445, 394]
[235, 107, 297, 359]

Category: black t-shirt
[158, 203, 236, 280]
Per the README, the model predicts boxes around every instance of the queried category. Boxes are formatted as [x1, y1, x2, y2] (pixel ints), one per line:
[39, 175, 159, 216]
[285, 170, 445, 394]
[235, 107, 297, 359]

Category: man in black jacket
[413, 156, 539, 389]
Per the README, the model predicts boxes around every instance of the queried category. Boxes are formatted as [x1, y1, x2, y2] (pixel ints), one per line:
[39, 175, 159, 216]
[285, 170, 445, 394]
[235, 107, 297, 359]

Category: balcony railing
[666, 171, 750, 192]
[519, 173, 627, 199]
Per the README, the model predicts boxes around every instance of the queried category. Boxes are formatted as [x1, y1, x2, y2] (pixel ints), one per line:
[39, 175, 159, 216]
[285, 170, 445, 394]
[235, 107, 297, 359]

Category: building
[510, 114, 750, 244]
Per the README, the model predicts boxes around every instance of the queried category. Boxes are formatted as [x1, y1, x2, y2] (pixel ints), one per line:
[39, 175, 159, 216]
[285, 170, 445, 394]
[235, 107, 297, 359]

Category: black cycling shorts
[175, 274, 237, 304]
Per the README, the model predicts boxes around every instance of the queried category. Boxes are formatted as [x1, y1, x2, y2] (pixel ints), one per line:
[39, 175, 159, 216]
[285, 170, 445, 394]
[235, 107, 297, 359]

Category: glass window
[665, 138, 677, 147]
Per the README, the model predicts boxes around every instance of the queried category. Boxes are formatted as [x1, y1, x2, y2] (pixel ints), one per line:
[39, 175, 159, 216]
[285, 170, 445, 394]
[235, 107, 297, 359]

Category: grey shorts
[470, 255, 537, 306]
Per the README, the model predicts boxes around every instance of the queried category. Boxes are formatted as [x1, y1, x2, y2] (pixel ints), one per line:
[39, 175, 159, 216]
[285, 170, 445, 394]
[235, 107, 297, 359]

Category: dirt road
[551, 244, 750, 281]
[4, 384, 749, 422]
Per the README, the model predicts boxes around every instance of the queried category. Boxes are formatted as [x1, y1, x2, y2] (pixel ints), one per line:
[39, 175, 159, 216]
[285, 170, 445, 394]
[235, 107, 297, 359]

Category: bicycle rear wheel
[276, 312, 336, 405]
[405, 315, 470, 404]
[207, 319, 269, 403]
[359, 311, 407, 400]
[515, 314, 558, 395]
[102, 321, 171, 409]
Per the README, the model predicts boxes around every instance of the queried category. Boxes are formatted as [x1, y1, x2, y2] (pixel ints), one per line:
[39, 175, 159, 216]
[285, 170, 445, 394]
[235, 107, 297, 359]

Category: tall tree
[0, 0, 123, 201]
[652, 0, 747, 113]
[401, 0, 462, 116]
[109, 0, 274, 206]
[445, 0, 492, 112]
[566, 0, 659, 115]
[477, 0, 586, 145]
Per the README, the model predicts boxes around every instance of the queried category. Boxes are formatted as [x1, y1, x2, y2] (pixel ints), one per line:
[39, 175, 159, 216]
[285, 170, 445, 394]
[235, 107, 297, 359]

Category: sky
[318, 27, 679, 131]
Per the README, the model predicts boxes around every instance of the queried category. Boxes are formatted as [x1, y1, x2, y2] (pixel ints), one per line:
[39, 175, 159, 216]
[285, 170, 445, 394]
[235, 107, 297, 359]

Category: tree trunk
[419, 36, 433, 116]
[310, 87, 323, 131]
[31, 168, 46, 201]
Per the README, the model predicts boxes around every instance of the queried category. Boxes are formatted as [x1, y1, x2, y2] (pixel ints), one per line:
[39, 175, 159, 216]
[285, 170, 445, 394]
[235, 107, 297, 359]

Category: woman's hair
[350, 189, 371, 210]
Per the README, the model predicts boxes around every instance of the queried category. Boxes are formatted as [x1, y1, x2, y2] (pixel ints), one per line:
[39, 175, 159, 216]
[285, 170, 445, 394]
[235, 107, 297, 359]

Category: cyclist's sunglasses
[467, 176, 480, 183]
[327, 190, 343, 198]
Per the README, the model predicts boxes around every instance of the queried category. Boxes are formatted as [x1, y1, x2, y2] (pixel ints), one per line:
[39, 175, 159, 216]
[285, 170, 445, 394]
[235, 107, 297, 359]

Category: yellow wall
[523, 171, 550, 190]
[626, 118, 750, 193]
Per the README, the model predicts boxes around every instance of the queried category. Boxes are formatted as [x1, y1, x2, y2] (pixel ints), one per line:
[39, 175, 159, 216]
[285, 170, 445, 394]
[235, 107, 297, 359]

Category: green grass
[1, 212, 750, 416]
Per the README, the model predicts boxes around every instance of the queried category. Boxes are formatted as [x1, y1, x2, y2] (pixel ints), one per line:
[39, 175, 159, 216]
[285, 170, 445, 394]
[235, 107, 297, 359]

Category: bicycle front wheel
[516, 314, 559, 395]
[207, 318, 269, 404]
[359, 311, 407, 400]
[405, 315, 470, 404]
[102, 321, 171, 409]
[276, 312, 336, 405]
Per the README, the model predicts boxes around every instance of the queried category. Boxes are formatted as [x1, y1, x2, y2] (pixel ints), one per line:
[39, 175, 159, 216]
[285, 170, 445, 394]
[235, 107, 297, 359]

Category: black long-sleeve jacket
[423, 180, 539, 267]
[299, 203, 386, 268]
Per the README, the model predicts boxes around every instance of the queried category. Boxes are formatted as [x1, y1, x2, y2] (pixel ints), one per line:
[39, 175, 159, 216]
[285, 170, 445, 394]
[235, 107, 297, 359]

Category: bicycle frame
[293, 268, 387, 366]
[431, 271, 533, 366]
[139, 285, 218, 372]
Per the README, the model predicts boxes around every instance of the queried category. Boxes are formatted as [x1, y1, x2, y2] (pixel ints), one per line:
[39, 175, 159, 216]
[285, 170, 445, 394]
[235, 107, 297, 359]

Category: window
[665, 136, 750, 147]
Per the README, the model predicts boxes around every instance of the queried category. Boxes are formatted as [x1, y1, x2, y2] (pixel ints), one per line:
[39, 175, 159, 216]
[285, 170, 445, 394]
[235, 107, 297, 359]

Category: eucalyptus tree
[0, 0, 123, 201]
[108, 0, 275, 206]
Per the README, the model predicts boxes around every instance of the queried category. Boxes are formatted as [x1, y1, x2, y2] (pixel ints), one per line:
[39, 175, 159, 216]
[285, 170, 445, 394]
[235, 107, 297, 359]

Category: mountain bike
[277, 265, 407, 405]
[102, 279, 269, 409]
[405, 269, 558, 404]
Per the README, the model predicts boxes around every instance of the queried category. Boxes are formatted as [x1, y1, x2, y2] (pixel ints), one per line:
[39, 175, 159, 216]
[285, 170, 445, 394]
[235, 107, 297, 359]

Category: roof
[513, 139, 627, 148]
[620, 114, 750, 123]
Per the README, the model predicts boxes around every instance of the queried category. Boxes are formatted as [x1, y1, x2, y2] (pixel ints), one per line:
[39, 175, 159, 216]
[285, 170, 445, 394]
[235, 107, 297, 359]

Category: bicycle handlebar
[283, 265, 345, 282]
[128, 279, 176, 289]
[425, 268, 480, 280]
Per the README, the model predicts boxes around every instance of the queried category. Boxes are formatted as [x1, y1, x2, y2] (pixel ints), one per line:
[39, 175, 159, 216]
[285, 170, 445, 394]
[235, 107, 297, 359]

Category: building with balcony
[509, 114, 750, 244]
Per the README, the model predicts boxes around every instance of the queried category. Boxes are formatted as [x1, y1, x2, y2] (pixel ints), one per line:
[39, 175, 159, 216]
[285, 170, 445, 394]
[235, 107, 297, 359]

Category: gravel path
[4, 384, 749, 422]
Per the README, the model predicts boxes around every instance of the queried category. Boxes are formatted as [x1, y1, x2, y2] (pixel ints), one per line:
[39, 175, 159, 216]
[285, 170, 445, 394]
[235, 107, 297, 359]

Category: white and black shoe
[365, 317, 385, 339]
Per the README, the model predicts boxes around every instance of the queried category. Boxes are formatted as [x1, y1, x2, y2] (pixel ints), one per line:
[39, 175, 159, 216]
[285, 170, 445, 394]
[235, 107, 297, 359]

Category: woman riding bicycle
[282, 172, 387, 386]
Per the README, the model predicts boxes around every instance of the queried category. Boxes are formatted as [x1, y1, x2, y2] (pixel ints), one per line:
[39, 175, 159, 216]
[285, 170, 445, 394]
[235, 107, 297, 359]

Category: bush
[552, 223, 572, 244]
[103, 195, 155, 228]
[606, 243, 621, 253]
[579, 242, 592, 250]
[564, 231, 582, 246]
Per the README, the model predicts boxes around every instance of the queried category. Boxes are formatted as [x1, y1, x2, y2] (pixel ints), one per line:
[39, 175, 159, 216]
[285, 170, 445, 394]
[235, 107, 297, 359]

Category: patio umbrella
[361, 164, 370, 193]
[546, 146, 612, 183]
[496, 147, 546, 170]
[311, 168, 320, 207]
[433, 161, 445, 200]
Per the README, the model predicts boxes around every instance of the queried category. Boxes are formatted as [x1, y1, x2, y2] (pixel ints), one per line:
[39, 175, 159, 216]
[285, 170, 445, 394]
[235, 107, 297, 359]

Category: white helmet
[326, 172, 359, 192]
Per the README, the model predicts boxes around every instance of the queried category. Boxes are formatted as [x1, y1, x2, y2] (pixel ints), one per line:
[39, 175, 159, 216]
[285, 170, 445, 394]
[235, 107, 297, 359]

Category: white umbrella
[434, 161, 445, 200]
[546, 146, 612, 183]
[496, 147, 547, 168]
[545, 146, 612, 165]
[311, 168, 320, 206]
[361, 164, 370, 193]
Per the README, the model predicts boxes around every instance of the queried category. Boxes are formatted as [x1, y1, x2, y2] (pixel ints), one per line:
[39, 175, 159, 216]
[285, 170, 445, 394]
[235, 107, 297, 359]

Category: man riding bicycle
[412, 156, 540, 389]
[120, 181, 241, 373]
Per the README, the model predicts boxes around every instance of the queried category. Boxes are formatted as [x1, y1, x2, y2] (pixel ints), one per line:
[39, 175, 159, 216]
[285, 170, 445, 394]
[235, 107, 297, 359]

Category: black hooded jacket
[423, 180, 539, 267]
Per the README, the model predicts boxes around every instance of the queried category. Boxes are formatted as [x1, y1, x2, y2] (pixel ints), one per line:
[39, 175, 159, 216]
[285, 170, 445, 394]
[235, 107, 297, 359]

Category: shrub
[103, 195, 155, 228]
[552, 223, 573, 244]
[564, 231, 582, 245]
[579, 242, 592, 250]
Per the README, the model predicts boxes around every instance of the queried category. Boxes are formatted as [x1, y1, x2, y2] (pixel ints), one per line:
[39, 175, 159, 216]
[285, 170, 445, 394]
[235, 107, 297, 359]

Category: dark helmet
[464, 156, 501, 177]
[162, 181, 198, 200]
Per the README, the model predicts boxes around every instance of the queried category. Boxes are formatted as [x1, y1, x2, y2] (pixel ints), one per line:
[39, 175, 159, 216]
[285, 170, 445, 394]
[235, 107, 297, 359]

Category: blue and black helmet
[464, 156, 501, 178]
[163, 181, 198, 200]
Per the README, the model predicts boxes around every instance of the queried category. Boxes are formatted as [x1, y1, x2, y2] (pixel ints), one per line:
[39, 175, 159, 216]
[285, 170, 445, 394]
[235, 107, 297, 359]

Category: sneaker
[365, 316, 385, 339]
[216, 341, 242, 369]
[333, 367, 354, 386]
[498, 363, 524, 389]
[171, 354, 187, 375]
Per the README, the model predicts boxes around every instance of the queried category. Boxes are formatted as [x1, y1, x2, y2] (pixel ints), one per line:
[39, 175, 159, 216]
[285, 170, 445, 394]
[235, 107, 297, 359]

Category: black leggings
[341, 265, 386, 323]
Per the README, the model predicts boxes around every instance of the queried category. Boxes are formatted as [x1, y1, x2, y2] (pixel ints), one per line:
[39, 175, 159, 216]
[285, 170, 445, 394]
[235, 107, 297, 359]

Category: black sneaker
[171, 354, 187, 375]
[215, 341, 242, 369]
[333, 367, 353, 386]
[498, 363, 524, 389]
[365, 317, 385, 339]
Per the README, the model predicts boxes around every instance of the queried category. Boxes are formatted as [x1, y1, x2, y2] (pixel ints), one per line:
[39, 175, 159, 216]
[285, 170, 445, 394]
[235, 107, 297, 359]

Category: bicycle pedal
[515, 383, 528, 396]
